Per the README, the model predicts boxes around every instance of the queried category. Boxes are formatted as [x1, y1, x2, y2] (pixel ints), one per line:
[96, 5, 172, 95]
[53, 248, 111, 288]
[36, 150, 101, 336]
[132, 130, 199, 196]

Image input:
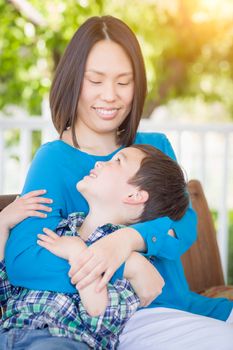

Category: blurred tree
[0, 0, 232, 117]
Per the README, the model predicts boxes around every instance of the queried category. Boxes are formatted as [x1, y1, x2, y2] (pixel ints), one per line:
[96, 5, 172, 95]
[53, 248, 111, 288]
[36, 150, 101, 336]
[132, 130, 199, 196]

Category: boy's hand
[37, 228, 87, 261]
[0, 190, 52, 232]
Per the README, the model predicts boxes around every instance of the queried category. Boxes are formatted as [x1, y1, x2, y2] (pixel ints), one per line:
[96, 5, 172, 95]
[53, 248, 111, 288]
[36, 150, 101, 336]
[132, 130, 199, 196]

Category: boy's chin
[76, 180, 84, 192]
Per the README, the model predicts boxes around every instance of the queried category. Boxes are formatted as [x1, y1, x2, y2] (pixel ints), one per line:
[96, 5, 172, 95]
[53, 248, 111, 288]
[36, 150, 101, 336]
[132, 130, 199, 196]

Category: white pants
[118, 308, 233, 350]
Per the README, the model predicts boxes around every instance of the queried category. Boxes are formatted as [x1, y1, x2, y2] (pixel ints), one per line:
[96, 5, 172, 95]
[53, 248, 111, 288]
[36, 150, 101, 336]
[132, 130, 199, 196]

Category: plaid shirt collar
[56, 212, 124, 244]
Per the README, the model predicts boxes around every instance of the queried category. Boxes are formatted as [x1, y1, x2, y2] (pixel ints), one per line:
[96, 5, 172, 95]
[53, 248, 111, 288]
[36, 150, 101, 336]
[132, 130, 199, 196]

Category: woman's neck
[62, 126, 121, 156]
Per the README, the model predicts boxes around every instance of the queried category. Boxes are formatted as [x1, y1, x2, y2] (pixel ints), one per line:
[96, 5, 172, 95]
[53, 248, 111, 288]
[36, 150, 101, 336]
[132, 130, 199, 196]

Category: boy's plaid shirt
[0, 213, 140, 349]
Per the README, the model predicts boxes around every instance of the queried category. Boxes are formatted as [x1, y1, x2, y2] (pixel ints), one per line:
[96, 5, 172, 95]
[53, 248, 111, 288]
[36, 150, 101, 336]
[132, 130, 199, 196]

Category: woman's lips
[93, 107, 120, 120]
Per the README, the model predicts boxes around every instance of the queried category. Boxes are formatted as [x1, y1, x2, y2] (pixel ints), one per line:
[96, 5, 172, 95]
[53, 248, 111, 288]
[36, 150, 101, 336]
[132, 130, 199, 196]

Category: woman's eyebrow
[85, 70, 133, 77]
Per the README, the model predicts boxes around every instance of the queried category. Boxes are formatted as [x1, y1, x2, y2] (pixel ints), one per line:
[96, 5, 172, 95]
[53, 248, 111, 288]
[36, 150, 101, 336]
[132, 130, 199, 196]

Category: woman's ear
[123, 190, 149, 205]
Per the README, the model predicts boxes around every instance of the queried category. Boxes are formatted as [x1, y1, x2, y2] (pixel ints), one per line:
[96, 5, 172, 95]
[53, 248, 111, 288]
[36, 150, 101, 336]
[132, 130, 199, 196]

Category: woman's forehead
[85, 40, 133, 72]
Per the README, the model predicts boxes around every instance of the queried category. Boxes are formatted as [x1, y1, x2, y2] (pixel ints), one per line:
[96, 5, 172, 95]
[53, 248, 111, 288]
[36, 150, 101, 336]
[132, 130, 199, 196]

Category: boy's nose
[95, 161, 104, 168]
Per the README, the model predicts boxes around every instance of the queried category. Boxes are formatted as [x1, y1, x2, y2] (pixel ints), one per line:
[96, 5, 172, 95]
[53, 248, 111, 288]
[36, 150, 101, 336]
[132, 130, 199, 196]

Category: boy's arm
[38, 229, 108, 316]
[124, 252, 164, 307]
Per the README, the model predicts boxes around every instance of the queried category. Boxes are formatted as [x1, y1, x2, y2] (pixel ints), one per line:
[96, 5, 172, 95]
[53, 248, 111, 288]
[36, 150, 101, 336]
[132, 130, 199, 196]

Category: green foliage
[0, 0, 233, 117]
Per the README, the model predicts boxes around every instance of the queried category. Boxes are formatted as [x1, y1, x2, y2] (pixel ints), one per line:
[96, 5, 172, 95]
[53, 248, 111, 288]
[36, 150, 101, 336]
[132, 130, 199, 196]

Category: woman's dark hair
[129, 144, 189, 222]
[50, 16, 147, 148]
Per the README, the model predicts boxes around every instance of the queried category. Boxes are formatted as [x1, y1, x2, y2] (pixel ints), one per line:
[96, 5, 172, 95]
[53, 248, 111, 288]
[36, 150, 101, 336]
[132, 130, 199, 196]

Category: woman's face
[76, 40, 134, 137]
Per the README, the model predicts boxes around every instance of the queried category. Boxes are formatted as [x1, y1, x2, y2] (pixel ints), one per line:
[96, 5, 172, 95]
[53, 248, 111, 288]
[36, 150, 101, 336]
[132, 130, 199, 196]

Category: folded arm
[38, 229, 108, 317]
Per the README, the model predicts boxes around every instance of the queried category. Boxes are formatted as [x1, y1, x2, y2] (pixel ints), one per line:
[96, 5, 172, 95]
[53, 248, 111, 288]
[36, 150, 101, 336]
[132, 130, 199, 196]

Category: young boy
[0, 144, 189, 349]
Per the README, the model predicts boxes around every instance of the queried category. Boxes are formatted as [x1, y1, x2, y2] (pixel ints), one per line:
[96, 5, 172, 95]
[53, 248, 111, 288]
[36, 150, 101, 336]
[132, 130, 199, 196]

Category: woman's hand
[68, 227, 145, 292]
[0, 189, 53, 232]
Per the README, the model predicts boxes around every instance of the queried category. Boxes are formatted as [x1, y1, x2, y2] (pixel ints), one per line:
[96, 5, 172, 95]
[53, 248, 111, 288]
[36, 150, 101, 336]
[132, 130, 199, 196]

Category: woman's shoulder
[135, 132, 176, 159]
[36, 139, 72, 156]
[135, 131, 168, 148]
[32, 140, 73, 165]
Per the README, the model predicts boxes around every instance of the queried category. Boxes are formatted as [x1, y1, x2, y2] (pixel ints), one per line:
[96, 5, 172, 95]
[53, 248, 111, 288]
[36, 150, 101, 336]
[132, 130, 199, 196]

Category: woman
[4, 16, 233, 349]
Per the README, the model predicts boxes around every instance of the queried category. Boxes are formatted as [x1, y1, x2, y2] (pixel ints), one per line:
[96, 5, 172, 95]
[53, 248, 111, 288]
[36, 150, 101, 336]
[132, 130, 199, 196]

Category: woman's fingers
[26, 197, 53, 205]
[71, 257, 98, 284]
[26, 204, 52, 212]
[69, 249, 93, 277]
[22, 190, 47, 199]
[74, 262, 104, 289]
[96, 268, 113, 292]
[27, 211, 48, 218]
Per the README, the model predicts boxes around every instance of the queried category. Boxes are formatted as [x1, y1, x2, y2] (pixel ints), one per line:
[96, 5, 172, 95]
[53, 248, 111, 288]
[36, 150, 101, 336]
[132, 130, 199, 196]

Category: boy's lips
[89, 169, 98, 178]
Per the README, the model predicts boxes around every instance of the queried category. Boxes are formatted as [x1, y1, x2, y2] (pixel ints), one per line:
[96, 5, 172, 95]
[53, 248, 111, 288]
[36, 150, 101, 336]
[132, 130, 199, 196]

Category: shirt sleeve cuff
[130, 216, 173, 256]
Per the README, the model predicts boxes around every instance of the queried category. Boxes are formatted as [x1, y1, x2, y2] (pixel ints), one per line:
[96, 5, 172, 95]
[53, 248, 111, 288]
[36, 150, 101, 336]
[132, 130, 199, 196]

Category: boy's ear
[123, 190, 149, 205]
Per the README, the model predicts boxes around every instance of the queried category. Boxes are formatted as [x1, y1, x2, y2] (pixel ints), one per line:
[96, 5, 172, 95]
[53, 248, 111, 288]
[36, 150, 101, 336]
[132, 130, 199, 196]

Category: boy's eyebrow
[85, 70, 133, 77]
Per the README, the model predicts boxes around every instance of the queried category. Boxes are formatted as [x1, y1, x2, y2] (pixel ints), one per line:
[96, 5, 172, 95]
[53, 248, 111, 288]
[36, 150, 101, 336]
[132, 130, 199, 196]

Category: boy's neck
[78, 207, 123, 240]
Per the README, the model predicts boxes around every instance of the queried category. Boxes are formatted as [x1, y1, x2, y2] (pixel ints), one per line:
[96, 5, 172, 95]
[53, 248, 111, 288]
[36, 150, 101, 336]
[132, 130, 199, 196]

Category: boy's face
[77, 147, 145, 205]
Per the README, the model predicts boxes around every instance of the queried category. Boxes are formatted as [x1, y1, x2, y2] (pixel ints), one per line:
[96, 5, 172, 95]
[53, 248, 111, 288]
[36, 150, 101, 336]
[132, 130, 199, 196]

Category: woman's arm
[4, 144, 79, 293]
[130, 206, 197, 260]
[0, 190, 52, 260]
[0, 190, 52, 305]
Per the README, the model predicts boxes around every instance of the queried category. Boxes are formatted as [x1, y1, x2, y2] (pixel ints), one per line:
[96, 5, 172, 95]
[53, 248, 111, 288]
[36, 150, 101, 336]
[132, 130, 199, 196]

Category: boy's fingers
[42, 228, 58, 238]
[23, 190, 47, 199]
[37, 240, 51, 250]
[37, 233, 54, 243]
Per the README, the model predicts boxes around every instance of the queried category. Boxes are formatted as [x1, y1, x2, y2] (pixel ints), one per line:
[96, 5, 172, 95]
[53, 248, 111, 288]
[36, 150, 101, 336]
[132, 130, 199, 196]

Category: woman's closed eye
[90, 80, 101, 84]
[118, 81, 130, 86]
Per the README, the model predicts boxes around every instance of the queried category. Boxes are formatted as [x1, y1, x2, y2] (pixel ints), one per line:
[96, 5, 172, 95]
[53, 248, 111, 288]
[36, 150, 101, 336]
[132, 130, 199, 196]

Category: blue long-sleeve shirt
[5, 134, 197, 294]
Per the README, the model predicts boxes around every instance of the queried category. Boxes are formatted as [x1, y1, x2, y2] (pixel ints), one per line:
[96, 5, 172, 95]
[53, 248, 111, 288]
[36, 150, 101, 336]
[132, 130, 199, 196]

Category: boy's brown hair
[129, 144, 189, 222]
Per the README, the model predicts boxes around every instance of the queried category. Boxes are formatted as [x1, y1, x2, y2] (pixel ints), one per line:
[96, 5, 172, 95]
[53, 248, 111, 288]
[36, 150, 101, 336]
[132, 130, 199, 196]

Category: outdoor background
[0, 0, 233, 282]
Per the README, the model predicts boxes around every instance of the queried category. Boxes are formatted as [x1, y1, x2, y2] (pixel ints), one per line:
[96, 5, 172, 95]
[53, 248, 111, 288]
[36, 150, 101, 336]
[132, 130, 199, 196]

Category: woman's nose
[100, 82, 116, 102]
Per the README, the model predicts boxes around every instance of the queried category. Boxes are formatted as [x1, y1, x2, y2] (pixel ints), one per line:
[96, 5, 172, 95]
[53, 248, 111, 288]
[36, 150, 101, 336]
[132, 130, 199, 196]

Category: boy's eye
[114, 157, 121, 162]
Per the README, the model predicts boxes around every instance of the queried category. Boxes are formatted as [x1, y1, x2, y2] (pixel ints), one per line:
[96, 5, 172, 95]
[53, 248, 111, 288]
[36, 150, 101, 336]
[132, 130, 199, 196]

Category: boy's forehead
[118, 147, 145, 161]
